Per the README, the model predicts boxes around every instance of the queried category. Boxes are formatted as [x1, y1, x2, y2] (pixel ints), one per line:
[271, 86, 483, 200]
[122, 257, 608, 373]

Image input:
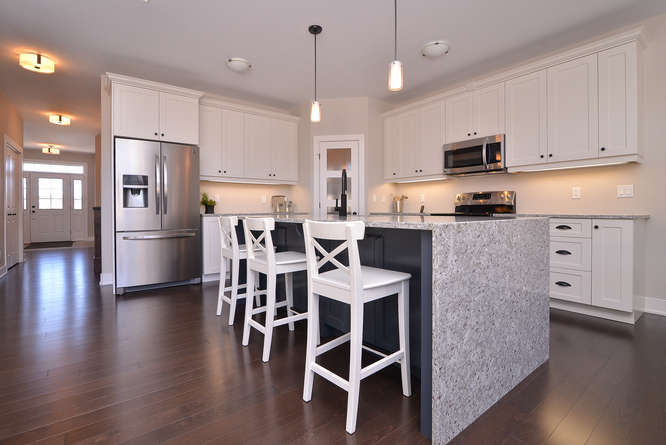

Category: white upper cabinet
[270, 119, 298, 181]
[475, 83, 505, 138]
[591, 219, 634, 312]
[419, 102, 445, 176]
[505, 70, 548, 167]
[398, 110, 421, 177]
[159, 92, 200, 145]
[547, 54, 599, 162]
[598, 42, 638, 158]
[221, 109, 245, 178]
[384, 116, 400, 179]
[199, 105, 223, 177]
[445, 83, 504, 143]
[244, 114, 272, 179]
[113, 84, 160, 140]
[111, 80, 201, 145]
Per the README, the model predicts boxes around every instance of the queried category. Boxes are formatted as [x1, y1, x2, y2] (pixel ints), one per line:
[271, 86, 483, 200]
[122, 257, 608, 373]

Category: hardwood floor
[0, 247, 664, 444]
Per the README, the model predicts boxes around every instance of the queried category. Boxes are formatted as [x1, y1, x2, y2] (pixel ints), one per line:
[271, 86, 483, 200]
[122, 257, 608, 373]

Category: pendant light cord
[394, 0, 397, 60]
[314, 33, 317, 101]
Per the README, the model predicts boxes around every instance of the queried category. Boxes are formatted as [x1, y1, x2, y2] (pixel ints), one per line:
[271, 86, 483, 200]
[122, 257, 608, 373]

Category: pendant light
[388, 0, 403, 91]
[309, 25, 322, 122]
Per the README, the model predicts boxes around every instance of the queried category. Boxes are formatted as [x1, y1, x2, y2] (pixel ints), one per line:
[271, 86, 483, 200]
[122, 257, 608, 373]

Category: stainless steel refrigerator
[114, 137, 201, 294]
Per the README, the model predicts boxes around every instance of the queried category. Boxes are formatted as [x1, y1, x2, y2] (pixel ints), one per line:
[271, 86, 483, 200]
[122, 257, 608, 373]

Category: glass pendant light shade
[388, 60, 403, 92]
[310, 101, 321, 122]
[19, 53, 55, 73]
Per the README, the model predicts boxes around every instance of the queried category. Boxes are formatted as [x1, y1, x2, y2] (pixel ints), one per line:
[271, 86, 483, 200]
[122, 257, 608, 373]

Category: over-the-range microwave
[443, 134, 506, 175]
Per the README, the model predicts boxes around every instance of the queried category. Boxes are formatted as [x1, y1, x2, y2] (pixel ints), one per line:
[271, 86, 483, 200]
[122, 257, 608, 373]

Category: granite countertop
[370, 212, 649, 220]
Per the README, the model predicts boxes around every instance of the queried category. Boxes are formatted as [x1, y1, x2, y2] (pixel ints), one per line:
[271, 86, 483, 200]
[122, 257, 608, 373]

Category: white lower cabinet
[201, 217, 221, 277]
[549, 218, 638, 322]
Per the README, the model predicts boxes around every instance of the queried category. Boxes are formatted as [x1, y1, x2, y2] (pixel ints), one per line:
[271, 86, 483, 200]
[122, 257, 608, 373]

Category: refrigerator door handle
[162, 154, 168, 215]
[122, 231, 197, 241]
[155, 154, 161, 215]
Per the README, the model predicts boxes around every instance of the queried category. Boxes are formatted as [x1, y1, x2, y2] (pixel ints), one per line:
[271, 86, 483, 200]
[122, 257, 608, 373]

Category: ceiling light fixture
[19, 52, 55, 73]
[421, 40, 450, 58]
[49, 114, 71, 126]
[309, 24, 323, 123]
[388, 0, 403, 91]
[42, 145, 60, 155]
[226, 57, 252, 73]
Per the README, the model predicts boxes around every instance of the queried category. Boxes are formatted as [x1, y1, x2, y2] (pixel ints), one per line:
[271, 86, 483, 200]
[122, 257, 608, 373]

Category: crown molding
[200, 96, 299, 122]
[104, 72, 204, 98]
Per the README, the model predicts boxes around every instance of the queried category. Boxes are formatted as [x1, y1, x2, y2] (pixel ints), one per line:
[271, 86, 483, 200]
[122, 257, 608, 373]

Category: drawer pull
[555, 249, 572, 255]
[555, 281, 572, 287]
[555, 224, 572, 230]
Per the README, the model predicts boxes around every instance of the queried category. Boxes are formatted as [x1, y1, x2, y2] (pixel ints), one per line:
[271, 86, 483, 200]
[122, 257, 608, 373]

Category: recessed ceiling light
[19, 52, 55, 73]
[421, 40, 450, 58]
[226, 58, 252, 73]
[41, 144, 61, 155]
[49, 114, 71, 125]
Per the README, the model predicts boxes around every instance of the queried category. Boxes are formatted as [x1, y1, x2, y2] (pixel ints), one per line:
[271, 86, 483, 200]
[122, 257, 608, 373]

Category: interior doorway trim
[3, 134, 23, 277]
[312, 134, 366, 217]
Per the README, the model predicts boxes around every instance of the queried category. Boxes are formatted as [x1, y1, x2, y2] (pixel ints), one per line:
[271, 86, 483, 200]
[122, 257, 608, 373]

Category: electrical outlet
[617, 184, 634, 198]
[571, 186, 581, 199]
[260, 194, 267, 204]
[372, 194, 377, 203]
[420, 194, 425, 203]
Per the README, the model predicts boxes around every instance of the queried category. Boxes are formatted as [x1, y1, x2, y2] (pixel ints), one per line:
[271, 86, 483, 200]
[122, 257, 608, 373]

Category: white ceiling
[1, 0, 665, 153]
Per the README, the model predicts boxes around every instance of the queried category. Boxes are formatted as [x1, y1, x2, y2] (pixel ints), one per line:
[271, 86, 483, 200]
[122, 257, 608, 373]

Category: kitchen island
[202, 213, 550, 444]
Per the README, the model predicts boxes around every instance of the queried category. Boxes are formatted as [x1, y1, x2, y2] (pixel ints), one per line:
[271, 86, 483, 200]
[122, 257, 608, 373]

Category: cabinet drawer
[550, 237, 591, 271]
[549, 218, 591, 238]
[550, 269, 591, 305]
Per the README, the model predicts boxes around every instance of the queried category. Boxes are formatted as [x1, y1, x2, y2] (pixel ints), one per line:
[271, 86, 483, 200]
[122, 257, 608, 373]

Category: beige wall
[391, 14, 666, 301]
[200, 181, 300, 214]
[24, 148, 97, 238]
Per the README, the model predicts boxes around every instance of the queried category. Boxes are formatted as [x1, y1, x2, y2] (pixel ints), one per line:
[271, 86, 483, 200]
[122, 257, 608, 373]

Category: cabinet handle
[467, 132, 471, 136]
[555, 281, 572, 287]
[223, 170, 227, 174]
[594, 225, 599, 229]
[154, 132, 158, 136]
[600, 147, 606, 151]
[555, 225, 572, 230]
[161, 133, 165, 137]
[555, 249, 572, 255]
[419, 169, 423, 173]
[473, 131, 477, 135]
[540, 154, 545, 159]
[549, 154, 553, 158]
[218, 170, 222, 174]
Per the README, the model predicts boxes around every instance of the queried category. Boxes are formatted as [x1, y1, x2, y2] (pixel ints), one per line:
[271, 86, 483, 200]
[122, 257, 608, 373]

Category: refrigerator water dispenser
[122, 175, 149, 208]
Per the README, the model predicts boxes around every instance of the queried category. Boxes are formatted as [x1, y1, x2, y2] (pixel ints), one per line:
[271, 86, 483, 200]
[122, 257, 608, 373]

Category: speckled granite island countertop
[202, 213, 550, 443]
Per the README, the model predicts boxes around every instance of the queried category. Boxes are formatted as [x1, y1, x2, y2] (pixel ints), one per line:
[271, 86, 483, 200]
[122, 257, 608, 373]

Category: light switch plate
[420, 194, 425, 203]
[571, 186, 581, 199]
[372, 194, 377, 202]
[617, 184, 634, 198]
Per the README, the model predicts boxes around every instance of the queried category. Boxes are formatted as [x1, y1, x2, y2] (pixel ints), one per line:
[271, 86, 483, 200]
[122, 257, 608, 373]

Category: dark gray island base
[214, 214, 550, 443]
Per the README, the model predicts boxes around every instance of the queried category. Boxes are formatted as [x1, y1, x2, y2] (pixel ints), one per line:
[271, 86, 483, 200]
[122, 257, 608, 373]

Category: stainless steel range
[430, 191, 516, 216]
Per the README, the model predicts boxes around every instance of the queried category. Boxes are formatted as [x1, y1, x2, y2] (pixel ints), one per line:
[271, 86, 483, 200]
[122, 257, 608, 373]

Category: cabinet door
[547, 54, 598, 162]
[384, 116, 400, 179]
[398, 111, 420, 177]
[475, 83, 505, 137]
[159, 92, 200, 144]
[598, 42, 638, 158]
[505, 71, 548, 167]
[221, 109, 245, 177]
[591, 219, 634, 312]
[270, 119, 298, 181]
[112, 84, 160, 140]
[445, 92, 474, 143]
[199, 105, 223, 177]
[419, 102, 445, 176]
[202, 217, 221, 275]
[243, 114, 271, 179]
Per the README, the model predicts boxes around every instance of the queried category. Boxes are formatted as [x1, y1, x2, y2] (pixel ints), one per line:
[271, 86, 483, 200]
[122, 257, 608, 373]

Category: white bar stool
[242, 217, 309, 362]
[216, 216, 263, 325]
[302, 219, 412, 435]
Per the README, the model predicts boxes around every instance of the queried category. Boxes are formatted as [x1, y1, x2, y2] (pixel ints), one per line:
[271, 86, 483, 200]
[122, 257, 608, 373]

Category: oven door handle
[482, 141, 488, 169]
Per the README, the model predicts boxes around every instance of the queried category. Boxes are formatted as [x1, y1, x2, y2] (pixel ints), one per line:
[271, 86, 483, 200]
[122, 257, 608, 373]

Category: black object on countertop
[339, 168, 348, 217]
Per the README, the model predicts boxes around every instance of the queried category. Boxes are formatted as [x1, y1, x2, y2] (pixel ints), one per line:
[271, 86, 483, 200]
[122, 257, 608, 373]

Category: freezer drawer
[115, 230, 201, 289]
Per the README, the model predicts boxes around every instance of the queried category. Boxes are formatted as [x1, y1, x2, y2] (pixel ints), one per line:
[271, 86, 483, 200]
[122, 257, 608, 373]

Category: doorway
[313, 135, 365, 217]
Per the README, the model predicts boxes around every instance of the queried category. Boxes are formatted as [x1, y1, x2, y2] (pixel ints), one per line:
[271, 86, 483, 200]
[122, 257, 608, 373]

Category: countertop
[370, 212, 649, 220]
[202, 212, 546, 230]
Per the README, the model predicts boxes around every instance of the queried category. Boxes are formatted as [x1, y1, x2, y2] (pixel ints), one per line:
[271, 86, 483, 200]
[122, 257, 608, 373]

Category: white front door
[30, 173, 71, 242]
[317, 140, 360, 217]
[5, 146, 20, 266]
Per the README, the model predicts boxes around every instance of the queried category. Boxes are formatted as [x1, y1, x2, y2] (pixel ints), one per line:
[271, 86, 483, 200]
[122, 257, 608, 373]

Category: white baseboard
[99, 272, 113, 286]
[641, 296, 666, 317]
[202, 273, 220, 283]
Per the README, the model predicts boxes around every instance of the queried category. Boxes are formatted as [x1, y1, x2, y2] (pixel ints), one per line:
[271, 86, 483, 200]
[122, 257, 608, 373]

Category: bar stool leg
[346, 301, 364, 435]
[285, 272, 295, 331]
[216, 257, 227, 316]
[242, 270, 255, 346]
[262, 272, 277, 362]
[398, 281, 412, 397]
[228, 257, 240, 325]
[303, 291, 319, 402]
[254, 271, 261, 306]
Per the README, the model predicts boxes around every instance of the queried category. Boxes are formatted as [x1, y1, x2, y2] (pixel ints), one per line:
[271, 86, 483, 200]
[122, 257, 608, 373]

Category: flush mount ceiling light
[309, 24, 323, 123]
[49, 114, 71, 126]
[388, 0, 403, 91]
[42, 144, 60, 155]
[226, 57, 252, 73]
[19, 52, 55, 73]
[421, 40, 450, 58]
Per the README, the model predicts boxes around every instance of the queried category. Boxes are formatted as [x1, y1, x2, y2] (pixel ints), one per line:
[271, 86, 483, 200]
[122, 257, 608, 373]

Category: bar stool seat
[317, 266, 411, 293]
[252, 251, 308, 267]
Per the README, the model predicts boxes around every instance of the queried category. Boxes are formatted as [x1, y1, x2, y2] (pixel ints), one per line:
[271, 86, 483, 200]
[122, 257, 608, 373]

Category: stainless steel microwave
[443, 134, 506, 175]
